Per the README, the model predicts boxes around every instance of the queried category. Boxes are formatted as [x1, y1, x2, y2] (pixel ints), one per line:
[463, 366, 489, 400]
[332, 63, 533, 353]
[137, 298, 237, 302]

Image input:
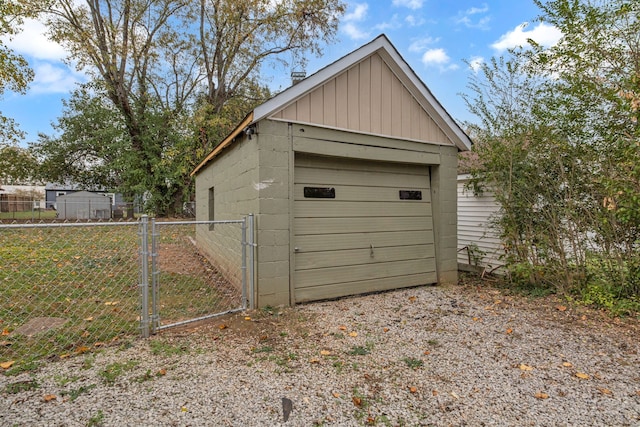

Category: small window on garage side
[304, 187, 336, 198]
[399, 190, 422, 200]
[208, 187, 215, 230]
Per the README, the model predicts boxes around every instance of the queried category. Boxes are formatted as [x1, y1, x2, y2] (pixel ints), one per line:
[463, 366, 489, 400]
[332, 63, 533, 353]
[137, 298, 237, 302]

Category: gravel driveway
[1, 281, 639, 426]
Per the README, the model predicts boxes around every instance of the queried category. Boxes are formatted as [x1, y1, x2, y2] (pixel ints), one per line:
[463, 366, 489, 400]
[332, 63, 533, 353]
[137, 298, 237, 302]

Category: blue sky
[1, 0, 562, 144]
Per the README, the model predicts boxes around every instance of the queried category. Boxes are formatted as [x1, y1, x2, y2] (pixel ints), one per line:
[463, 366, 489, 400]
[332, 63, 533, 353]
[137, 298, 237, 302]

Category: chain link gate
[138, 215, 254, 336]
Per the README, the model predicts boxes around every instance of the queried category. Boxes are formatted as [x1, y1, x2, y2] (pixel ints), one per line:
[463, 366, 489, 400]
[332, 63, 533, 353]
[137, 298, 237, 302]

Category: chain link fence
[1, 217, 253, 370]
[142, 218, 251, 335]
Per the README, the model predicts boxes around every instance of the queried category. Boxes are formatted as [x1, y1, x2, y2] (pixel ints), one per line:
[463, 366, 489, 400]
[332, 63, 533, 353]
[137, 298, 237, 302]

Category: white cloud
[421, 48, 459, 72]
[465, 4, 490, 15]
[343, 22, 370, 40]
[374, 14, 402, 31]
[492, 22, 562, 51]
[455, 3, 491, 30]
[1, 18, 87, 95]
[408, 36, 439, 53]
[422, 48, 450, 66]
[2, 19, 67, 61]
[405, 15, 425, 27]
[392, 0, 424, 10]
[344, 3, 368, 22]
[468, 56, 484, 73]
[342, 3, 370, 40]
[30, 63, 85, 94]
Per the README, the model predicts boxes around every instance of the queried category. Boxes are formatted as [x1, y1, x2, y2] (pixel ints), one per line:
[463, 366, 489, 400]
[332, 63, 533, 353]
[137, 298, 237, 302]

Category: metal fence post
[248, 213, 255, 309]
[151, 217, 159, 333]
[139, 215, 150, 338]
[241, 216, 247, 310]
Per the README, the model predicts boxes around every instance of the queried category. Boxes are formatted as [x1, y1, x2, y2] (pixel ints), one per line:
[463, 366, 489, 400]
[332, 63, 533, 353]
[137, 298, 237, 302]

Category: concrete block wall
[254, 120, 292, 307]
[431, 145, 459, 284]
[194, 135, 260, 290]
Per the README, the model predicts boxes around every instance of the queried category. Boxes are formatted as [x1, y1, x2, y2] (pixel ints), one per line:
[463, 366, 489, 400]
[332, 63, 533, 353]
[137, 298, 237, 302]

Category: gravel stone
[1, 282, 639, 426]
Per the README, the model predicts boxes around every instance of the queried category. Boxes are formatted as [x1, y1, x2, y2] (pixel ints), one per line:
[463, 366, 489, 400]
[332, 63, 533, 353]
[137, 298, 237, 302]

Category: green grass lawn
[0, 210, 57, 221]
[0, 225, 141, 369]
[0, 222, 240, 372]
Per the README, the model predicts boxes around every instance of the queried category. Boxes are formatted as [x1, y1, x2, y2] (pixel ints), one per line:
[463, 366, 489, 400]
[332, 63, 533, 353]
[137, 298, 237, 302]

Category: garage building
[192, 35, 472, 307]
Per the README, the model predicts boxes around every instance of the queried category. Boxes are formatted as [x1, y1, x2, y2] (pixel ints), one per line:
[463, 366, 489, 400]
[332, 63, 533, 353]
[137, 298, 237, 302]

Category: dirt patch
[14, 317, 67, 337]
[162, 274, 640, 347]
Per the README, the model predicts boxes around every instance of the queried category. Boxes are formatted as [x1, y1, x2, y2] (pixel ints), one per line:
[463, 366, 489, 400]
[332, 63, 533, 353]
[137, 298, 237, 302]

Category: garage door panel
[296, 167, 429, 189]
[295, 216, 431, 235]
[296, 155, 428, 176]
[296, 244, 435, 270]
[295, 273, 438, 303]
[294, 184, 432, 203]
[296, 259, 437, 289]
[295, 230, 434, 252]
[295, 201, 429, 218]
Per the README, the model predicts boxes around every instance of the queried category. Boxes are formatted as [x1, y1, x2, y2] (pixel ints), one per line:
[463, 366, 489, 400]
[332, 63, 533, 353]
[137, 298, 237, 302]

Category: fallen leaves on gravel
[575, 372, 590, 379]
[562, 362, 573, 367]
[519, 364, 534, 371]
[352, 396, 362, 407]
[598, 388, 613, 395]
[408, 386, 418, 393]
[75, 346, 90, 354]
[535, 392, 549, 399]
[349, 331, 358, 337]
[43, 394, 57, 402]
[0, 360, 14, 369]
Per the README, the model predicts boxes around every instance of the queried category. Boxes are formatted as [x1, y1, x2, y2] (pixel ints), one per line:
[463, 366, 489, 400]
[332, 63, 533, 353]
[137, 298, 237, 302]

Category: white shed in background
[457, 174, 503, 272]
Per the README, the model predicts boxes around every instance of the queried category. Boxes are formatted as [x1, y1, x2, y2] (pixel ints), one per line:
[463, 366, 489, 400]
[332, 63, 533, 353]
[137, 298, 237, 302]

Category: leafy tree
[0, 145, 39, 185]
[31, 83, 128, 190]
[531, 0, 640, 297]
[30, 0, 345, 215]
[0, 1, 42, 145]
[463, 0, 640, 305]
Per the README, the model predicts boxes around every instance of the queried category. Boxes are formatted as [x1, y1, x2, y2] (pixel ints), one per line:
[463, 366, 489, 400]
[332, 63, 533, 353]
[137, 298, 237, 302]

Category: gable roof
[192, 34, 471, 176]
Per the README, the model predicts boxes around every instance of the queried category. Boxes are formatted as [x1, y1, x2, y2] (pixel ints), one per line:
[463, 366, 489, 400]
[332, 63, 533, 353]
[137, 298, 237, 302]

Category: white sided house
[192, 35, 472, 307]
[457, 174, 503, 273]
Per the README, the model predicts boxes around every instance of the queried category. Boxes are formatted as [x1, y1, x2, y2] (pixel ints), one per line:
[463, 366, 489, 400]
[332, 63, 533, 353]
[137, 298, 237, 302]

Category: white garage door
[293, 154, 437, 302]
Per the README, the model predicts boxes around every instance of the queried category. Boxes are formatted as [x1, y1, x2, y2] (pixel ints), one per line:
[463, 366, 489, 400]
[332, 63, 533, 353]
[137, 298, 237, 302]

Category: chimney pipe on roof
[291, 71, 306, 85]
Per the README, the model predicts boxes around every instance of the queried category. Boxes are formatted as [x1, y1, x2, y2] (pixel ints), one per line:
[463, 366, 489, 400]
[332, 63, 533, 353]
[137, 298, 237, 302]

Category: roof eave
[191, 112, 254, 176]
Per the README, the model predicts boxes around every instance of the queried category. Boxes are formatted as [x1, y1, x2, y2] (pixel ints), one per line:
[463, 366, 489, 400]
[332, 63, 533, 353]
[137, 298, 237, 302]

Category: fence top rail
[0, 220, 139, 229]
[0, 218, 246, 229]
[154, 220, 245, 226]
